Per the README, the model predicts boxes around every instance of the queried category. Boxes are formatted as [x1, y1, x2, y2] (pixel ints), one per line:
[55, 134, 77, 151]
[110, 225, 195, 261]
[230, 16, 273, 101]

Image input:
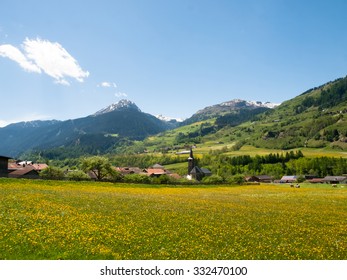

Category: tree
[228, 174, 245, 185]
[66, 170, 90, 181]
[81, 156, 116, 181]
[202, 175, 224, 184]
[40, 166, 65, 180]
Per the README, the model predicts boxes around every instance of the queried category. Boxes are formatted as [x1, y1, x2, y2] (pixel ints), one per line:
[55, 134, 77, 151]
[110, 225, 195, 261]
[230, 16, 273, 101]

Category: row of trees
[200, 153, 347, 179]
[39, 151, 347, 184]
[39, 156, 192, 184]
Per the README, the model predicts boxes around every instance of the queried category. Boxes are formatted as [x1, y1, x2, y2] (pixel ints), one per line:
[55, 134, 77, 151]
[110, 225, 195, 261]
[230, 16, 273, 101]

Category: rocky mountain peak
[93, 99, 141, 116]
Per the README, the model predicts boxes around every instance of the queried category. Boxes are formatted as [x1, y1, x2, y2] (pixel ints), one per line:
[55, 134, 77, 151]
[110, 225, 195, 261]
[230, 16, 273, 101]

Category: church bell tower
[188, 147, 195, 174]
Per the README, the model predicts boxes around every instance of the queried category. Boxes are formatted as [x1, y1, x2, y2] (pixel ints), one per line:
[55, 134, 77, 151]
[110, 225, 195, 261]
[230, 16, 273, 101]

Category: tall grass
[0, 178, 346, 260]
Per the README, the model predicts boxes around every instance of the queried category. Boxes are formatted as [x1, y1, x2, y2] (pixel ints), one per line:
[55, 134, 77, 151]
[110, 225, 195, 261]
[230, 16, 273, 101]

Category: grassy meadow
[0, 178, 346, 260]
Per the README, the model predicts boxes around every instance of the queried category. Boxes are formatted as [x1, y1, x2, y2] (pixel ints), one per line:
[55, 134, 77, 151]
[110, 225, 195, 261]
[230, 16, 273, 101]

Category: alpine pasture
[0, 178, 346, 260]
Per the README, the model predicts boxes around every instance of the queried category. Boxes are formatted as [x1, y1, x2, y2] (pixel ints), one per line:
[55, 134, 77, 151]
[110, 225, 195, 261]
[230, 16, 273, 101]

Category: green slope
[227, 76, 347, 150]
[123, 76, 347, 156]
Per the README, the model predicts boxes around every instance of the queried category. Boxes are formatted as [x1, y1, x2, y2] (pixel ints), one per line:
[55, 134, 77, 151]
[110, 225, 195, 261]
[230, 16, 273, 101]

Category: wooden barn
[8, 166, 40, 179]
[0, 155, 12, 177]
[246, 175, 273, 183]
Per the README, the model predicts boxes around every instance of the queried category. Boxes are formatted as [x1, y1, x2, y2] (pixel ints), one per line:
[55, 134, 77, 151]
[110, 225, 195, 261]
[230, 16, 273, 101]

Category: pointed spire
[188, 147, 195, 174]
[189, 147, 193, 159]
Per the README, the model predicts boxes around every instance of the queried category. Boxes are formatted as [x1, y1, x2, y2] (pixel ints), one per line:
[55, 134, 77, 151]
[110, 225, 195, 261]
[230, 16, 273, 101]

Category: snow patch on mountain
[93, 99, 141, 116]
[220, 99, 280, 109]
[155, 114, 184, 122]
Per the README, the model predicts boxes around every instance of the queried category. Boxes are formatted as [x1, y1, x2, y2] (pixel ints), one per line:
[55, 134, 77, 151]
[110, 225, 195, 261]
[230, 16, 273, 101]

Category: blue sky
[1, 0, 347, 126]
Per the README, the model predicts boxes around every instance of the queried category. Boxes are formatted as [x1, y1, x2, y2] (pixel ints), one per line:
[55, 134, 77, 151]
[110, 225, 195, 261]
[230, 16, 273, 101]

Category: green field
[0, 178, 346, 260]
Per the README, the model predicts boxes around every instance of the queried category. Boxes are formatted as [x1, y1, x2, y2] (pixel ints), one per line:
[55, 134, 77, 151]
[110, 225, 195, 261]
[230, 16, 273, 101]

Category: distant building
[145, 168, 168, 177]
[8, 165, 40, 179]
[280, 175, 297, 183]
[322, 176, 347, 184]
[188, 148, 195, 174]
[187, 148, 212, 181]
[115, 167, 144, 175]
[151, 163, 165, 169]
[0, 155, 11, 177]
[246, 175, 273, 183]
[7, 161, 48, 179]
[307, 178, 324, 184]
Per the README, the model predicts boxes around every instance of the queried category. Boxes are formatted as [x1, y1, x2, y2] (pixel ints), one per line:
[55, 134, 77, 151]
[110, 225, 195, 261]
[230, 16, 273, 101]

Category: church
[187, 148, 212, 181]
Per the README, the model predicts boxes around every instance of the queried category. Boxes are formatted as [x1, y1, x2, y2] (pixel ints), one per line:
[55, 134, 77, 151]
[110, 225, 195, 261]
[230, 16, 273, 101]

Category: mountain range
[1, 75, 347, 159]
[0, 100, 171, 157]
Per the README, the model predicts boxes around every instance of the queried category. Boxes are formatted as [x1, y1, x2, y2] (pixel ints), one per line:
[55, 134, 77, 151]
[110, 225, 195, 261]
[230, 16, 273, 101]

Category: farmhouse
[115, 167, 144, 175]
[150, 163, 165, 169]
[307, 178, 324, 184]
[0, 155, 11, 177]
[322, 176, 347, 184]
[8, 165, 40, 179]
[145, 168, 167, 177]
[6, 161, 48, 179]
[280, 175, 297, 183]
[246, 175, 273, 183]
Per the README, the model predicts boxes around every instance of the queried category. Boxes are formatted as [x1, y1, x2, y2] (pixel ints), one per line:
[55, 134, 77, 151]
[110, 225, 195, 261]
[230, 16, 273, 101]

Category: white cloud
[0, 37, 89, 85]
[0, 44, 41, 73]
[98, 81, 117, 88]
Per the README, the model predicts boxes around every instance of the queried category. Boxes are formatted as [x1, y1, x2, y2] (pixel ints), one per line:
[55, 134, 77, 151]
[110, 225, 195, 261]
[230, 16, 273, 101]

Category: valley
[1, 75, 347, 178]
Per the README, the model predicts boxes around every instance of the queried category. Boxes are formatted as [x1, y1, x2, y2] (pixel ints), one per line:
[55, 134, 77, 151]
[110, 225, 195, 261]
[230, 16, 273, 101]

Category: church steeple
[188, 147, 195, 174]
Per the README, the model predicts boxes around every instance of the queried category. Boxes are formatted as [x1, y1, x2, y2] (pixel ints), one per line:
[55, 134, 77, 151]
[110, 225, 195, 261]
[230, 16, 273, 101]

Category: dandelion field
[0, 178, 346, 260]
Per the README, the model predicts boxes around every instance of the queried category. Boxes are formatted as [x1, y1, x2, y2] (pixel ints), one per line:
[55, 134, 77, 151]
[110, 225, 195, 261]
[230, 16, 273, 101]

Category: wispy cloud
[0, 37, 89, 85]
[98, 81, 117, 88]
[0, 44, 41, 73]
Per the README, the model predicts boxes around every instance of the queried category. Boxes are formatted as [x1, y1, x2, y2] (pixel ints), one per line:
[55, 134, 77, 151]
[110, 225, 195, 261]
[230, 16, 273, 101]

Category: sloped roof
[9, 166, 38, 176]
[200, 168, 212, 175]
[308, 178, 324, 183]
[281, 175, 297, 181]
[146, 168, 167, 175]
[190, 166, 212, 175]
[189, 166, 203, 174]
[255, 175, 272, 180]
[151, 164, 164, 169]
[8, 162, 20, 170]
[322, 176, 347, 182]
[32, 163, 48, 171]
[168, 173, 181, 179]
[115, 167, 144, 175]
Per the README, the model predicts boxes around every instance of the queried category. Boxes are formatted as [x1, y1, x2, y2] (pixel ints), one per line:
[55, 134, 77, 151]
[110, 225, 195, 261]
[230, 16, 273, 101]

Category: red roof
[32, 163, 48, 171]
[9, 166, 38, 177]
[146, 168, 167, 175]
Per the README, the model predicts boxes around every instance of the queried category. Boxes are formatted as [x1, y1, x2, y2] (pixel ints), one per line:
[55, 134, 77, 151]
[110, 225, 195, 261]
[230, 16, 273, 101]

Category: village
[1, 151, 346, 185]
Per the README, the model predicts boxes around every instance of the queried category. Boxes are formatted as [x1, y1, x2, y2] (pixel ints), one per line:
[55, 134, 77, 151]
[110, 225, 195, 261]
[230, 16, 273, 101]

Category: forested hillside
[216, 76, 347, 150]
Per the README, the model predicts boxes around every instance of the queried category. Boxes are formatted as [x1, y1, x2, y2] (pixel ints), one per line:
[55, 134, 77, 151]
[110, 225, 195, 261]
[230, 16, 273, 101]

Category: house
[0, 155, 12, 177]
[280, 175, 297, 183]
[246, 175, 273, 183]
[145, 168, 168, 177]
[168, 173, 181, 180]
[322, 176, 347, 184]
[151, 163, 165, 169]
[8, 165, 40, 179]
[8, 161, 48, 173]
[308, 178, 324, 184]
[32, 163, 48, 172]
[115, 167, 144, 175]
